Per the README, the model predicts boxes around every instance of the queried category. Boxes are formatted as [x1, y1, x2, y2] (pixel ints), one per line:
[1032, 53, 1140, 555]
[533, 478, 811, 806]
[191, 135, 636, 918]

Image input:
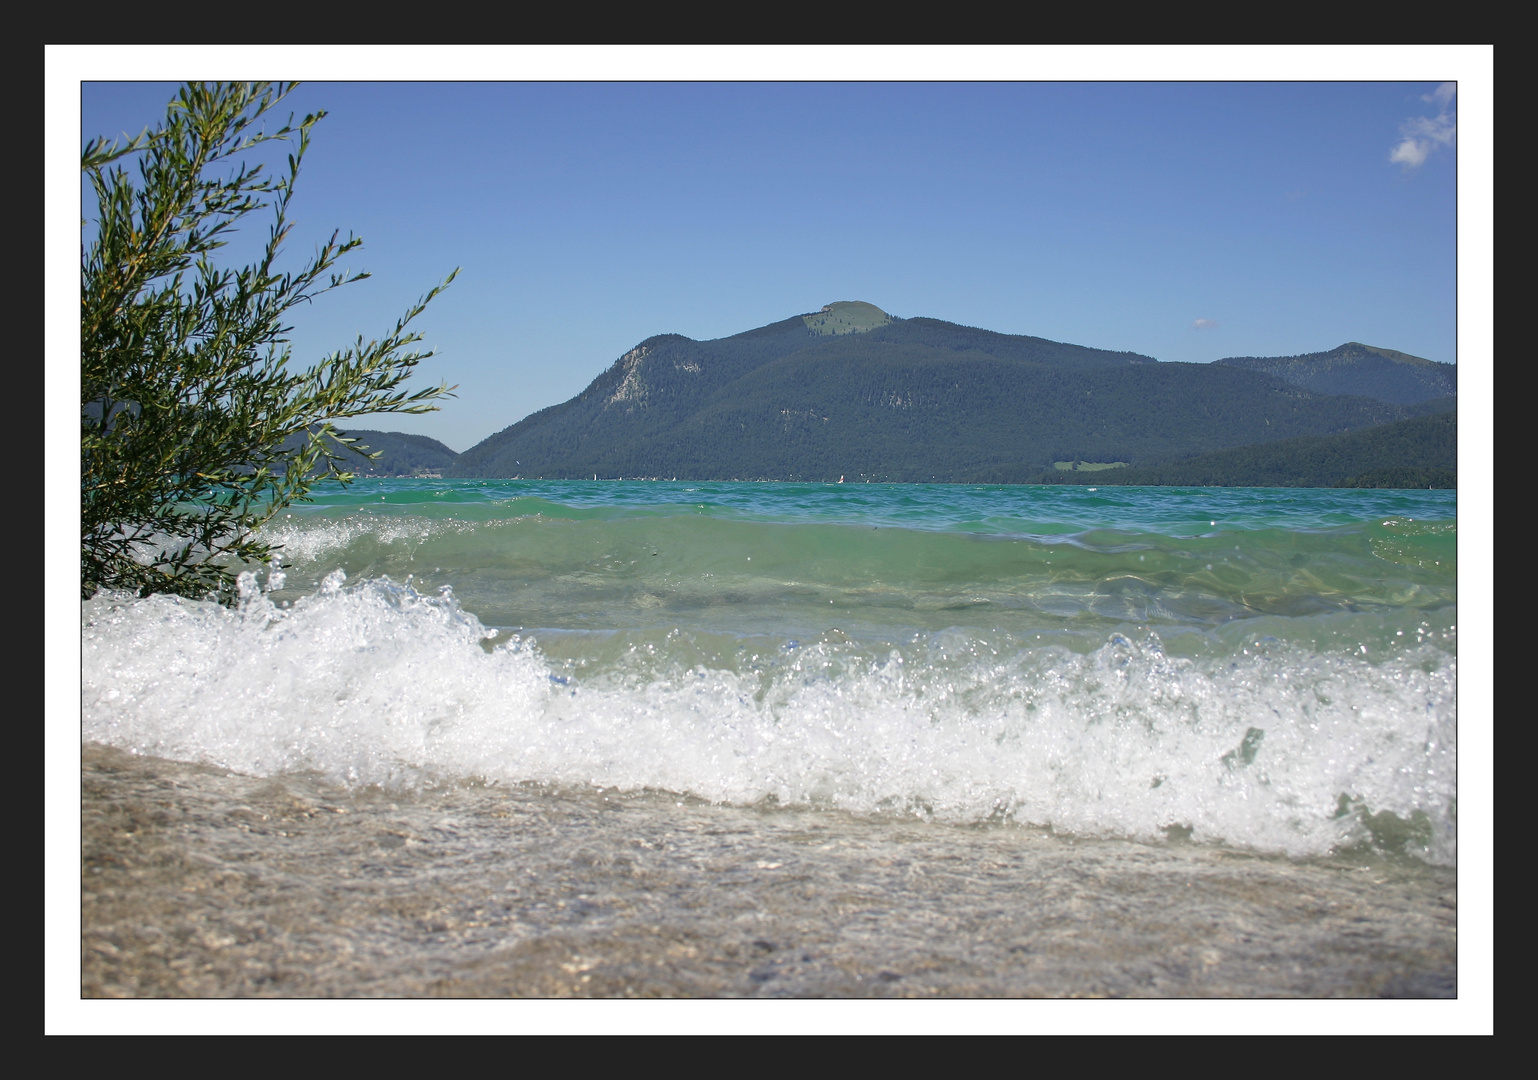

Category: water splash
[83, 574, 1455, 865]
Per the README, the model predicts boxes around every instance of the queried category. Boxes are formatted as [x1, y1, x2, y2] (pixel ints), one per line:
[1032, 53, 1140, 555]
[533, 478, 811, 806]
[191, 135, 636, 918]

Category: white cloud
[1192, 318, 1218, 330]
[1425, 82, 1457, 108]
[1391, 82, 1456, 170]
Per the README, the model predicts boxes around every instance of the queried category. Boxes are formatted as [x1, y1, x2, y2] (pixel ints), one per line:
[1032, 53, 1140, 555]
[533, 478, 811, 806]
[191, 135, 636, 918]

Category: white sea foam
[82, 573, 1456, 864]
[259, 516, 479, 564]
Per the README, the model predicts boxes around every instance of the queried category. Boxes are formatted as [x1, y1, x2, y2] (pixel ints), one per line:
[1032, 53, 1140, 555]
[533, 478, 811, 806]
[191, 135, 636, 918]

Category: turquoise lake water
[82, 480, 1456, 865]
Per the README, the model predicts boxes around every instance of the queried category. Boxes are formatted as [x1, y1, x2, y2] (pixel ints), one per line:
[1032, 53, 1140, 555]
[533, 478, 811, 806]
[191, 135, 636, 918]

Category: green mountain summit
[803, 301, 893, 336]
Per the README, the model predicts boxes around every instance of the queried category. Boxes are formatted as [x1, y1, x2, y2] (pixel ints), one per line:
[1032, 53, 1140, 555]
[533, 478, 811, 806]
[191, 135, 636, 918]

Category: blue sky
[74, 61, 1468, 453]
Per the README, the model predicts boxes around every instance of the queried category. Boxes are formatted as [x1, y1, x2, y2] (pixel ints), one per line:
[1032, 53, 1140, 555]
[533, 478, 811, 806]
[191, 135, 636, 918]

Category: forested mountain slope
[1214, 342, 1455, 405]
[1042, 412, 1456, 488]
[449, 303, 1437, 483]
[279, 428, 460, 477]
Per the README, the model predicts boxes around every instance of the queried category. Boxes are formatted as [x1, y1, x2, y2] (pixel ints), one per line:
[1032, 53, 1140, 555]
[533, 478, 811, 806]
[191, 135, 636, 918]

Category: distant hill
[1042, 413, 1455, 488]
[279, 428, 459, 477]
[448, 303, 1439, 483]
[1214, 342, 1455, 405]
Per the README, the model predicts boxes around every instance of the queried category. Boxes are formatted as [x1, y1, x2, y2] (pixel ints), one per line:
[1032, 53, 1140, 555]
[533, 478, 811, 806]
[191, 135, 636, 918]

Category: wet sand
[80, 743, 1455, 999]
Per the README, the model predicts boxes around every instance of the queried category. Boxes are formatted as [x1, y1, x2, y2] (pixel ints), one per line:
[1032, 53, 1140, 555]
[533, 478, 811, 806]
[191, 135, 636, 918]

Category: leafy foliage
[81, 82, 455, 601]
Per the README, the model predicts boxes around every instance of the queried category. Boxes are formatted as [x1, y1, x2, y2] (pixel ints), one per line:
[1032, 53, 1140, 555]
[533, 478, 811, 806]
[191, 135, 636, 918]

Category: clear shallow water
[83, 480, 1456, 866]
[81, 743, 1457, 999]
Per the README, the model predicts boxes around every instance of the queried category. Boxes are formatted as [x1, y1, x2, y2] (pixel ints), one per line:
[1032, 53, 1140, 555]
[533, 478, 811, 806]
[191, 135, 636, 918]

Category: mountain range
[333, 301, 1455, 486]
[421, 302, 1453, 485]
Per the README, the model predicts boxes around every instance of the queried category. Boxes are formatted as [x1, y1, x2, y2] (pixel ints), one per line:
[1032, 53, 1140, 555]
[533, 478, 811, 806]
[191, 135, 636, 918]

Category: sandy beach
[81, 743, 1455, 999]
